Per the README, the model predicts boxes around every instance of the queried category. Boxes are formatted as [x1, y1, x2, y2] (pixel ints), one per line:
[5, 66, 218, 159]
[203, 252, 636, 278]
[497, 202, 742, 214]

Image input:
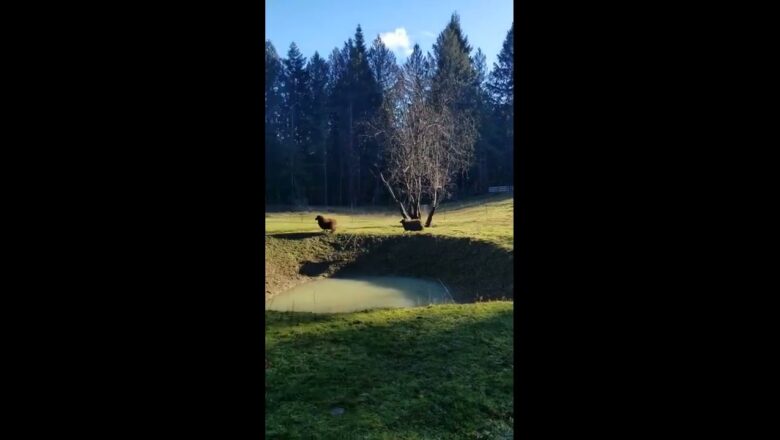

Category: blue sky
[266, 0, 513, 68]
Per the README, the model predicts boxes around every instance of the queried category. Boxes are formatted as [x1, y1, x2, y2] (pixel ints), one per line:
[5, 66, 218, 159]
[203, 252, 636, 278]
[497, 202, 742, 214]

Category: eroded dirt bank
[265, 233, 513, 303]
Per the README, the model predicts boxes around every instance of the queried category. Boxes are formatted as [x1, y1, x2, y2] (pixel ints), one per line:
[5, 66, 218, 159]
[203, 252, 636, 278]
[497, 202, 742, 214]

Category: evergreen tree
[265, 40, 284, 204]
[306, 52, 330, 205]
[432, 13, 477, 111]
[328, 26, 382, 207]
[265, 16, 512, 207]
[487, 23, 513, 107]
[350, 25, 382, 206]
[486, 23, 514, 187]
[468, 48, 494, 193]
[366, 36, 399, 203]
[324, 46, 346, 205]
[404, 44, 432, 102]
[431, 13, 479, 197]
[328, 39, 354, 205]
[368, 36, 399, 93]
[280, 42, 311, 204]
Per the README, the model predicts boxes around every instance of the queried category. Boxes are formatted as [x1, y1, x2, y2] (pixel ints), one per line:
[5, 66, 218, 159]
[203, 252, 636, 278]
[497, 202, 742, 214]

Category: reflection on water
[266, 276, 453, 313]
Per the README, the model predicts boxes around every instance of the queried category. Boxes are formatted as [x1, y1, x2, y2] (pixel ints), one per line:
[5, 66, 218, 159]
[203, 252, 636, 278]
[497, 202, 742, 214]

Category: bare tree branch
[370, 58, 477, 226]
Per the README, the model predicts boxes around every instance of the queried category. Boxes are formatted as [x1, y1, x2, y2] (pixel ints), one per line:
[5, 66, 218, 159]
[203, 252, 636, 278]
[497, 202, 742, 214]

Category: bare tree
[368, 45, 476, 227]
[422, 99, 476, 226]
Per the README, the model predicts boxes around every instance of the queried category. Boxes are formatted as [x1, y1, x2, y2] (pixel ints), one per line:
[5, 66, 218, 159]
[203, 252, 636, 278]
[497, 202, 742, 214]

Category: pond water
[266, 276, 454, 313]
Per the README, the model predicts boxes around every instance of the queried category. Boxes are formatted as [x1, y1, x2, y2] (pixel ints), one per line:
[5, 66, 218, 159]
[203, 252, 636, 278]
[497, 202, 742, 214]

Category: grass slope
[265, 195, 515, 438]
[265, 194, 513, 250]
[265, 233, 513, 301]
[266, 302, 513, 439]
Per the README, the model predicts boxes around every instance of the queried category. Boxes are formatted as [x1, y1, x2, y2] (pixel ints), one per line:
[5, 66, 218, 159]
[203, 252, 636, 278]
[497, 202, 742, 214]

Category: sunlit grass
[265, 194, 515, 438]
[266, 302, 514, 439]
[265, 194, 514, 250]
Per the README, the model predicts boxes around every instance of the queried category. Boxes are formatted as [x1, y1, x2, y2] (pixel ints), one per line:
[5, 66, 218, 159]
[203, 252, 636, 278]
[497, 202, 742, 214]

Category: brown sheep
[400, 218, 423, 231]
[315, 215, 337, 233]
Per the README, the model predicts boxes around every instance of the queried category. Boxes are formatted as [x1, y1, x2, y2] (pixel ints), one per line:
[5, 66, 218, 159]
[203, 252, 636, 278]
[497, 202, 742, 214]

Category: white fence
[488, 186, 514, 193]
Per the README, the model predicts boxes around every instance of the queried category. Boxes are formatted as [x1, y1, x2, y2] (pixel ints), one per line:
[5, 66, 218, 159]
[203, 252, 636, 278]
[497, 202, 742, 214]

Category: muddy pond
[266, 276, 454, 313]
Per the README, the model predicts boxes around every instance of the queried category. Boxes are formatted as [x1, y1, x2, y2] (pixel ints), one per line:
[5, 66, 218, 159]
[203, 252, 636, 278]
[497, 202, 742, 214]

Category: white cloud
[420, 30, 436, 38]
[380, 28, 414, 57]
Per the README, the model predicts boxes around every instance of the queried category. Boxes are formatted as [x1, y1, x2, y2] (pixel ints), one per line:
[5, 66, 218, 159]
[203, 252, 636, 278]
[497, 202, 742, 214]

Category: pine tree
[330, 39, 354, 206]
[366, 36, 399, 203]
[432, 13, 477, 111]
[469, 48, 494, 193]
[368, 36, 399, 93]
[404, 44, 432, 102]
[326, 26, 382, 207]
[350, 25, 382, 206]
[265, 40, 284, 204]
[325, 46, 347, 205]
[265, 16, 510, 207]
[487, 23, 513, 107]
[307, 52, 330, 205]
[486, 23, 514, 187]
[280, 42, 311, 204]
[431, 13, 479, 197]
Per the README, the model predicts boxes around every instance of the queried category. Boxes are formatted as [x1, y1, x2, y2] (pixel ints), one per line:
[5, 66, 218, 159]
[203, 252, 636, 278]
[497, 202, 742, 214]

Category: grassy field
[265, 194, 514, 250]
[266, 302, 514, 439]
[265, 194, 514, 439]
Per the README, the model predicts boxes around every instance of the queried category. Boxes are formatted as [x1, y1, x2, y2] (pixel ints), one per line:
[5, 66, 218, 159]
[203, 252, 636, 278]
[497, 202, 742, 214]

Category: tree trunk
[357, 155, 362, 206]
[480, 150, 488, 193]
[408, 195, 420, 219]
[424, 189, 438, 227]
[323, 146, 328, 206]
[290, 150, 295, 202]
[416, 178, 422, 219]
[379, 172, 410, 220]
[338, 122, 345, 206]
[290, 106, 296, 202]
[338, 152, 343, 206]
[347, 102, 355, 208]
[424, 206, 437, 227]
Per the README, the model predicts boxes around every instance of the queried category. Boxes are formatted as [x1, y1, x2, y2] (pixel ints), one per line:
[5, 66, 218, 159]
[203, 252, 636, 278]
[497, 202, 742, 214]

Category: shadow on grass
[265, 307, 514, 439]
[267, 232, 325, 240]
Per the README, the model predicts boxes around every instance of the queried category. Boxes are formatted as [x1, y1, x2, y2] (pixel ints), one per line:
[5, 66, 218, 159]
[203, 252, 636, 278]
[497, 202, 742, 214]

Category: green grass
[265, 195, 515, 438]
[266, 302, 514, 439]
[265, 194, 514, 250]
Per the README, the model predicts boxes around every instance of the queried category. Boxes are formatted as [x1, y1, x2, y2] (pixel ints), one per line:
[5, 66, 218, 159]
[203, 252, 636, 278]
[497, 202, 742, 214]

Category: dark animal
[315, 215, 337, 233]
[400, 218, 423, 231]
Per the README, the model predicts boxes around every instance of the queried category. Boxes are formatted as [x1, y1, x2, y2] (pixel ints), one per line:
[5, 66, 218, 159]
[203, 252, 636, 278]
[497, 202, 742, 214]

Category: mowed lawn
[266, 302, 514, 439]
[265, 194, 514, 250]
[265, 194, 515, 439]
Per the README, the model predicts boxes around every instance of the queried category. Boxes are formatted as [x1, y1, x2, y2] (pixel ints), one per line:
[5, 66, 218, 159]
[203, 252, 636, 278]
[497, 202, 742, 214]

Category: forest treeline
[265, 13, 513, 207]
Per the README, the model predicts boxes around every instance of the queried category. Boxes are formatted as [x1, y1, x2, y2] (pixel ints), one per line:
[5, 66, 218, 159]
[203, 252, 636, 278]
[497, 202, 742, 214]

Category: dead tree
[367, 54, 476, 227]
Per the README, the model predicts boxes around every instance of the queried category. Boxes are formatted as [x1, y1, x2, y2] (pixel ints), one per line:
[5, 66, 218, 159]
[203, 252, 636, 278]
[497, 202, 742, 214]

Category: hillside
[265, 195, 515, 438]
[266, 302, 514, 439]
[265, 194, 514, 250]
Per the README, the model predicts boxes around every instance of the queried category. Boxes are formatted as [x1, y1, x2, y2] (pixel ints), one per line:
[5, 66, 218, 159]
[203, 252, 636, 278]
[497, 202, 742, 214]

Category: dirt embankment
[265, 233, 513, 303]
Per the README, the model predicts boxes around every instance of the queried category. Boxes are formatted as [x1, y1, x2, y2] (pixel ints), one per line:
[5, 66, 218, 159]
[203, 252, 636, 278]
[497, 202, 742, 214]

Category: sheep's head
[315, 215, 324, 222]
